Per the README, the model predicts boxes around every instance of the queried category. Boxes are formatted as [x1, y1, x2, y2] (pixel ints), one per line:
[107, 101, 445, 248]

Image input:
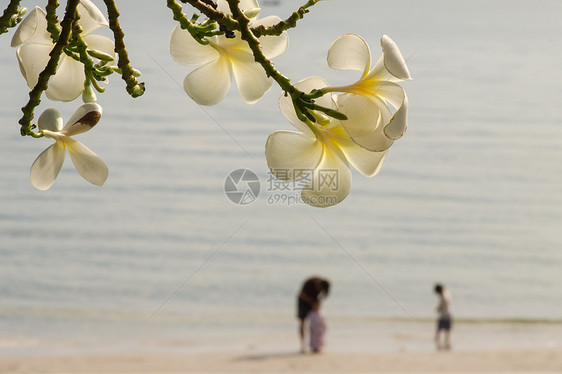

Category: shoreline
[2, 348, 562, 373]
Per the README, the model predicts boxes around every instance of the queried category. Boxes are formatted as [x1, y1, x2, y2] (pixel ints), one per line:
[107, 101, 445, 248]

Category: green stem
[166, 0, 213, 45]
[18, 0, 79, 137]
[179, 0, 239, 30]
[251, 0, 321, 37]
[102, 0, 145, 97]
[46, 0, 61, 42]
[0, 0, 22, 35]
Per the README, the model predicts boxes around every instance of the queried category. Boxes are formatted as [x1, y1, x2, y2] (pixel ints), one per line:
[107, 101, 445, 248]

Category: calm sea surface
[1, 0, 562, 354]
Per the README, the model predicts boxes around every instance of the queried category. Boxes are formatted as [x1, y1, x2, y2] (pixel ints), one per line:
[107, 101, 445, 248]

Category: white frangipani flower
[265, 77, 388, 208]
[326, 34, 411, 152]
[170, 0, 288, 105]
[11, 0, 115, 102]
[30, 103, 109, 190]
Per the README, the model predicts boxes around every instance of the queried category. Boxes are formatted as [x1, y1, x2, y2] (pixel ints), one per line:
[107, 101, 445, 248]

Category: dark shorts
[437, 317, 452, 331]
[297, 299, 311, 320]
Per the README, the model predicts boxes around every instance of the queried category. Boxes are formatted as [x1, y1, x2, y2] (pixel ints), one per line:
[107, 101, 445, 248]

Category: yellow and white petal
[83, 34, 115, 62]
[45, 56, 86, 102]
[65, 138, 109, 186]
[252, 16, 288, 59]
[30, 141, 66, 190]
[77, 0, 109, 35]
[229, 48, 272, 104]
[384, 93, 408, 140]
[15, 43, 52, 89]
[368, 35, 411, 82]
[170, 24, 219, 66]
[183, 56, 232, 105]
[327, 33, 371, 78]
[301, 144, 351, 208]
[265, 130, 322, 181]
[62, 103, 103, 136]
[331, 125, 388, 177]
[38, 108, 63, 132]
[11, 7, 51, 47]
[337, 93, 394, 152]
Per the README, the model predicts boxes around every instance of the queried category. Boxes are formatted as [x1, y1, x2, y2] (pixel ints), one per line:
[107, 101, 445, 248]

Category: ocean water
[1, 0, 562, 355]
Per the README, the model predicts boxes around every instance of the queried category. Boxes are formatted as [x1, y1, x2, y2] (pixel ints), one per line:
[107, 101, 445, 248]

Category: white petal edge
[183, 56, 232, 106]
[11, 7, 51, 47]
[15, 43, 52, 89]
[38, 108, 63, 132]
[170, 24, 219, 66]
[369, 35, 411, 82]
[30, 141, 66, 190]
[265, 130, 323, 181]
[66, 138, 109, 186]
[62, 103, 103, 136]
[384, 93, 408, 140]
[333, 125, 389, 177]
[327, 33, 371, 78]
[337, 93, 394, 152]
[301, 144, 351, 208]
[77, 0, 109, 35]
[46, 56, 86, 102]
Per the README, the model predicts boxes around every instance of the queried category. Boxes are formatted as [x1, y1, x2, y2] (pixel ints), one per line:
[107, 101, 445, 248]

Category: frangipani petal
[301, 144, 351, 208]
[370, 81, 405, 109]
[183, 56, 232, 105]
[77, 0, 109, 35]
[83, 34, 115, 62]
[62, 103, 103, 136]
[331, 125, 388, 177]
[327, 33, 371, 78]
[15, 43, 52, 88]
[45, 56, 86, 102]
[252, 16, 288, 59]
[66, 138, 109, 186]
[369, 35, 411, 82]
[265, 131, 323, 181]
[38, 108, 63, 132]
[337, 93, 394, 152]
[384, 93, 408, 140]
[11, 7, 51, 47]
[229, 49, 272, 104]
[30, 141, 65, 190]
[170, 24, 219, 66]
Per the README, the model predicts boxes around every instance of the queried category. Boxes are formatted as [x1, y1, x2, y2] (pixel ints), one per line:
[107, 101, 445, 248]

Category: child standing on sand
[309, 308, 326, 353]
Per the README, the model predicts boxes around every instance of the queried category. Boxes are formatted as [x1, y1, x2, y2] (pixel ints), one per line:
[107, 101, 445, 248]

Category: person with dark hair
[434, 283, 452, 350]
[297, 277, 330, 353]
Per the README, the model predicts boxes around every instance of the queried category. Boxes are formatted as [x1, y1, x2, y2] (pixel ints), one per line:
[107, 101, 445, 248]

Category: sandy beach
[1, 349, 562, 373]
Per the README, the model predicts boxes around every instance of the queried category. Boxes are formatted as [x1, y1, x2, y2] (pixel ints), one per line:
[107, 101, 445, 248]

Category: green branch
[0, 0, 23, 35]
[103, 0, 145, 97]
[46, 0, 61, 42]
[18, 0, 80, 137]
[179, 0, 239, 31]
[166, 0, 217, 45]
[225, 0, 344, 123]
[251, 0, 321, 37]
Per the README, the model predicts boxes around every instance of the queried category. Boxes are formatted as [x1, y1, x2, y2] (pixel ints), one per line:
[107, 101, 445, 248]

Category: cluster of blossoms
[5, 0, 411, 207]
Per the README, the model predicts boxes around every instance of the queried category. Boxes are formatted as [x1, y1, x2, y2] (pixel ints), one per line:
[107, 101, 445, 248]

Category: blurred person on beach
[297, 277, 330, 353]
[309, 308, 327, 353]
[434, 283, 453, 350]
